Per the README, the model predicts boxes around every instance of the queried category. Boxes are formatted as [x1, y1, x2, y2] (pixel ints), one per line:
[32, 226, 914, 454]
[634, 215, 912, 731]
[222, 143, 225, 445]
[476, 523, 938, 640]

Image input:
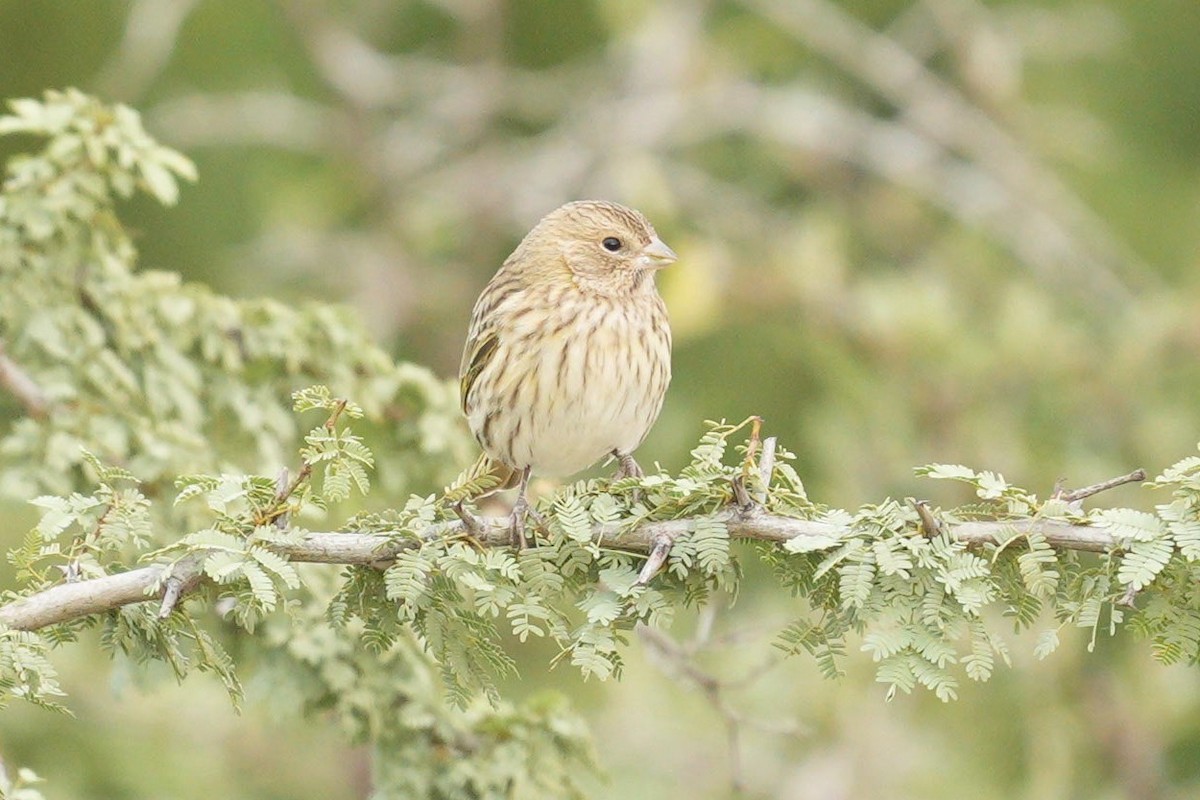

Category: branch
[1057, 469, 1147, 503]
[0, 511, 1115, 632]
[0, 342, 48, 418]
[638, 606, 803, 794]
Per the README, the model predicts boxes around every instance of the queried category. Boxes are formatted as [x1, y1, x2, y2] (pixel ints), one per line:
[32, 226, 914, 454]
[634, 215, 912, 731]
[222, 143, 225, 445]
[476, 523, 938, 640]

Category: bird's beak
[640, 237, 677, 269]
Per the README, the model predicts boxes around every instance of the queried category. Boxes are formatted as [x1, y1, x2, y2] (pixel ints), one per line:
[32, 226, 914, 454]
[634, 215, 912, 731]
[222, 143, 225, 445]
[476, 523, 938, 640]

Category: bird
[458, 200, 676, 546]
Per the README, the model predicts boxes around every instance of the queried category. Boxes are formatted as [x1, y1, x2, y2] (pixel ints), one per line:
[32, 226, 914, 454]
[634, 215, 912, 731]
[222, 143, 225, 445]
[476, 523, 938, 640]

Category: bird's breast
[467, 290, 671, 477]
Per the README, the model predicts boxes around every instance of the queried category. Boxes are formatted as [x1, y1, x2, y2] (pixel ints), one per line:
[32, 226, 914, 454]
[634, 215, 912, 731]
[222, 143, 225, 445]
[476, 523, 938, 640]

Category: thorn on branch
[636, 532, 674, 586]
[273, 467, 291, 529]
[756, 436, 777, 503]
[730, 475, 753, 513]
[1118, 584, 1139, 608]
[56, 563, 83, 583]
[1055, 469, 1147, 504]
[157, 555, 204, 619]
[909, 498, 941, 537]
[277, 462, 313, 508]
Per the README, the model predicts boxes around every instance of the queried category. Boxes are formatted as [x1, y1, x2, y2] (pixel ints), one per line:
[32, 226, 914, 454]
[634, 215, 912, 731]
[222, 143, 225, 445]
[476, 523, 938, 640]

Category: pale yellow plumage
[459, 200, 675, 543]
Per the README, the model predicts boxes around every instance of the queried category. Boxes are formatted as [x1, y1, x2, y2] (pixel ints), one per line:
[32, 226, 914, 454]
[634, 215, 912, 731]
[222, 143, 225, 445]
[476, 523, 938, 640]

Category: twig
[452, 501, 486, 540]
[740, 416, 763, 476]
[261, 400, 350, 525]
[273, 467, 291, 530]
[1056, 469, 1146, 503]
[0, 343, 49, 418]
[638, 616, 803, 795]
[94, 0, 201, 99]
[0, 511, 1120, 632]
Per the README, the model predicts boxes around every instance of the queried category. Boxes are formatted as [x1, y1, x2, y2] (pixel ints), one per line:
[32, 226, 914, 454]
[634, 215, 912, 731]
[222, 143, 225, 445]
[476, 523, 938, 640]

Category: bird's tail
[442, 452, 519, 504]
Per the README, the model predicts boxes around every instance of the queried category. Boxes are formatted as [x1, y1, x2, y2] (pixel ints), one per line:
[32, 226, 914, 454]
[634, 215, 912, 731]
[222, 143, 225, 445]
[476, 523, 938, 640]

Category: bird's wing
[459, 327, 499, 415]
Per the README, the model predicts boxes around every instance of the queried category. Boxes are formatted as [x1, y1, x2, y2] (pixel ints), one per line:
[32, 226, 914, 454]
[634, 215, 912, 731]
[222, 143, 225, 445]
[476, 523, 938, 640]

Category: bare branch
[756, 437, 777, 502]
[1057, 469, 1147, 503]
[94, 0, 201, 99]
[638, 611, 805, 794]
[0, 510, 1117, 632]
[0, 343, 48, 418]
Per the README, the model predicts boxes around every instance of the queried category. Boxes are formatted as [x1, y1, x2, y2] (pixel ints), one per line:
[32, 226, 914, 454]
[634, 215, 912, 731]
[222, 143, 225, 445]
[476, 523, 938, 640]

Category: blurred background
[2, 0, 1200, 797]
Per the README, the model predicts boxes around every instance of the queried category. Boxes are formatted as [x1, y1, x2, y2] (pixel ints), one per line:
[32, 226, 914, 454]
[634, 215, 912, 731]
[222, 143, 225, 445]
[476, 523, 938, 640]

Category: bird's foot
[612, 452, 644, 481]
[611, 452, 646, 504]
[508, 494, 544, 549]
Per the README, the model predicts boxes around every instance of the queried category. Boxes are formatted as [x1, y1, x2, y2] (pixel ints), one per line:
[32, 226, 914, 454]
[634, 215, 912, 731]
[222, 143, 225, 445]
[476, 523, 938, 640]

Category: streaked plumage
[459, 200, 675, 543]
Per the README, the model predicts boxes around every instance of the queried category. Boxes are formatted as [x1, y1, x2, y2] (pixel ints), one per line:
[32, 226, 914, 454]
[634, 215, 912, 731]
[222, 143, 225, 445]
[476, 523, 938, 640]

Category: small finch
[459, 200, 676, 545]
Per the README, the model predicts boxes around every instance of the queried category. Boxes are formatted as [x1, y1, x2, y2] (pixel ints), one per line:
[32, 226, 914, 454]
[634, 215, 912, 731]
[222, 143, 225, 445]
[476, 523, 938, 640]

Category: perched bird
[458, 200, 676, 545]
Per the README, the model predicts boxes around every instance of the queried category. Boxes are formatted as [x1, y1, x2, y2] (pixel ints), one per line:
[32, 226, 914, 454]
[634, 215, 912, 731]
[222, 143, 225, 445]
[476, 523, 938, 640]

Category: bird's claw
[611, 451, 646, 503]
[612, 452, 644, 481]
[508, 495, 545, 549]
[509, 510, 527, 550]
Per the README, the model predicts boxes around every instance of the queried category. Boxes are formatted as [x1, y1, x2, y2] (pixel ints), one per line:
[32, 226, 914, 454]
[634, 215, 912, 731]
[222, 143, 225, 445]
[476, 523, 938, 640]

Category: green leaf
[1092, 508, 1163, 542]
[783, 532, 842, 553]
[839, 561, 875, 611]
[975, 471, 1008, 500]
[1034, 628, 1060, 660]
[915, 464, 977, 481]
[554, 495, 593, 545]
[203, 551, 245, 582]
[692, 516, 730, 576]
[183, 529, 246, 552]
[1118, 537, 1174, 590]
[578, 591, 622, 626]
[249, 547, 300, 590]
[1169, 518, 1200, 561]
[242, 562, 276, 609]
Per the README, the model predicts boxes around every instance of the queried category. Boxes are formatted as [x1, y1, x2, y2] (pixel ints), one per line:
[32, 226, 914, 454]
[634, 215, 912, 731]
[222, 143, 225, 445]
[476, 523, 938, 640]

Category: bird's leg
[612, 450, 644, 481]
[509, 466, 536, 549]
[611, 451, 648, 503]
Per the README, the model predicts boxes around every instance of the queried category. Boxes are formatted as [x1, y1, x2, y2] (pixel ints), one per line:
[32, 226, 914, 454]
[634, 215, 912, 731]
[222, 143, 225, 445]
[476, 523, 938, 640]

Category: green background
[3, 1, 1200, 797]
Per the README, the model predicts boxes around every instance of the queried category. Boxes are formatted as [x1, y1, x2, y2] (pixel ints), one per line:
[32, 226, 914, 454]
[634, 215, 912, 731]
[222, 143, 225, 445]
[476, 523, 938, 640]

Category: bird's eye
[602, 237, 622, 252]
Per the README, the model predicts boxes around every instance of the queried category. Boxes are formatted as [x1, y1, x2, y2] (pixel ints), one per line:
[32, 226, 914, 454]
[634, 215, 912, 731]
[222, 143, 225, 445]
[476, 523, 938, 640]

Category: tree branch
[1056, 469, 1147, 503]
[0, 510, 1116, 632]
[0, 342, 48, 418]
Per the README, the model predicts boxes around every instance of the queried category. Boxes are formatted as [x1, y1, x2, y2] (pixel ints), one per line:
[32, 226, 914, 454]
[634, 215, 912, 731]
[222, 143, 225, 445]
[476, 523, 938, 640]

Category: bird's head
[510, 200, 677, 296]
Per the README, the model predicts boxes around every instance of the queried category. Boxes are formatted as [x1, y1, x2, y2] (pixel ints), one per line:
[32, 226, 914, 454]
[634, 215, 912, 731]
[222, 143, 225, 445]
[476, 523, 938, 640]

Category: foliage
[0, 90, 469, 506]
[0, 763, 45, 800]
[0, 91, 571, 798]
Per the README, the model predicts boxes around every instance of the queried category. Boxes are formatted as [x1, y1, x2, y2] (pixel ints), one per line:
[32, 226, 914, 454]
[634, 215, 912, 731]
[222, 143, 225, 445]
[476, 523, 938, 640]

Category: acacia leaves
[763, 458, 1200, 701]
